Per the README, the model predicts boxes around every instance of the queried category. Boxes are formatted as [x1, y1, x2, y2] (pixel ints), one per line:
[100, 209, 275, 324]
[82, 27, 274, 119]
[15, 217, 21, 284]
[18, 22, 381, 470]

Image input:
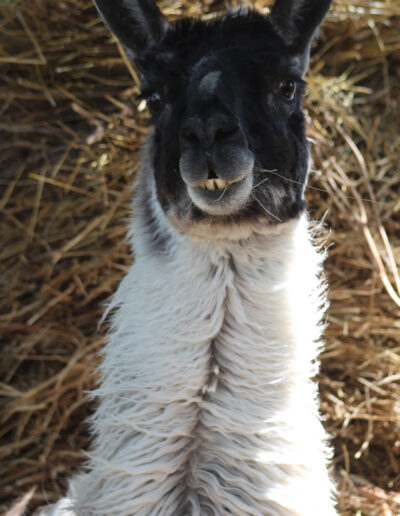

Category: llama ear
[93, 0, 168, 59]
[270, 0, 332, 73]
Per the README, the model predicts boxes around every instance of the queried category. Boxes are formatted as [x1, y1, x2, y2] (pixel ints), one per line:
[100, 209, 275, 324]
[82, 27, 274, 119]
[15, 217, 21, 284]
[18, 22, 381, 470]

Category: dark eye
[147, 91, 163, 112]
[278, 80, 297, 100]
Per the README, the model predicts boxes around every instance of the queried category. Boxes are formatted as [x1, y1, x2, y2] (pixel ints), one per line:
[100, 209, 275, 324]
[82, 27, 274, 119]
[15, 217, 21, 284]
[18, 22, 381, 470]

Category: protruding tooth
[199, 178, 229, 190]
[205, 179, 215, 191]
[215, 178, 227, 190]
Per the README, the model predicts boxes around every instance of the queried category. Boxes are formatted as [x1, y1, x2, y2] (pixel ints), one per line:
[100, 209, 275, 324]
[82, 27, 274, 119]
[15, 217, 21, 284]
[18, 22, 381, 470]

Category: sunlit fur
[37, 0, 338, 514]
[39, 139, 337, 516]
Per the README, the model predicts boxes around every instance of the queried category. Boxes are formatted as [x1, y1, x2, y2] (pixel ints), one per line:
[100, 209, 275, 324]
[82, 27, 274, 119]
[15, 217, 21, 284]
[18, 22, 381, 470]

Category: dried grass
[1, 0, 399, 514]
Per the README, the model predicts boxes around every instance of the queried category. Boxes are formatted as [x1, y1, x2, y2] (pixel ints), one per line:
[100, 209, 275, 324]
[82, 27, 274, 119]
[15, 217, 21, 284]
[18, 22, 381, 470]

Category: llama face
[93, 0, 332, 235]
[139, 15, 308, 227]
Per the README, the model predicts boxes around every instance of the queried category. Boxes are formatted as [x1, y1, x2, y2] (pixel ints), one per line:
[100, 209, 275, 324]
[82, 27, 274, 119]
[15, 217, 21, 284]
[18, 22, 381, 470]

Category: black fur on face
[93, 1, 332, 233]
[139, 13, 308, 225]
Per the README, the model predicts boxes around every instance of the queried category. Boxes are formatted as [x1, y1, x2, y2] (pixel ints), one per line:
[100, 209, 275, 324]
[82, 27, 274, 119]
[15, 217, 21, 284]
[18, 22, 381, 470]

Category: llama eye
[147, 91, 163, 112]
[278, 80, 297, 100]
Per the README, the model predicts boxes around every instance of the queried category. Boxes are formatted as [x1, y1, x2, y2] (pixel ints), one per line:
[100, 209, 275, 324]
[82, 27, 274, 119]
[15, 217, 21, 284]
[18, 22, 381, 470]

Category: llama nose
[181, 115, 239, 148]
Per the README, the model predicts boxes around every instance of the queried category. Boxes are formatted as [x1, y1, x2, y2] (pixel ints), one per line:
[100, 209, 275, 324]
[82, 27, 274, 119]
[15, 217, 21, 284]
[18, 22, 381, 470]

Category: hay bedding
[0, 0, 399, 514]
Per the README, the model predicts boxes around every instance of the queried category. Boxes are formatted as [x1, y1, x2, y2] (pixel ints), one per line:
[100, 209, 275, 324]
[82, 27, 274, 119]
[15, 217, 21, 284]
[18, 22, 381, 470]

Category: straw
[1, 1, 399, 514]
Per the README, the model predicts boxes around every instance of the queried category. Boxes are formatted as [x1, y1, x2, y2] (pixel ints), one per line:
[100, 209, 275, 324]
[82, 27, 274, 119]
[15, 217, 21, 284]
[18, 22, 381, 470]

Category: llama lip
[188, 175, 252, 215]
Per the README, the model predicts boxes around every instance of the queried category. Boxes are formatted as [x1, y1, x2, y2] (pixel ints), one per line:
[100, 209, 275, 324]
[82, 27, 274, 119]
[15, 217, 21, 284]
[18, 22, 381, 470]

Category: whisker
[252, 177, 270, 190]
[254, 166, 306, 188]
[255, 167, 278, 174]
[213, 185, 228, 202]
[251, 193, 282, 222]
[254, 166, 388, 206]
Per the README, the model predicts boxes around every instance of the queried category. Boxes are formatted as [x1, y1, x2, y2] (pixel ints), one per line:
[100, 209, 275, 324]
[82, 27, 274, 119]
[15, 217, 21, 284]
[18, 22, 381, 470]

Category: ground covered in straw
[1, 0, 399, 514]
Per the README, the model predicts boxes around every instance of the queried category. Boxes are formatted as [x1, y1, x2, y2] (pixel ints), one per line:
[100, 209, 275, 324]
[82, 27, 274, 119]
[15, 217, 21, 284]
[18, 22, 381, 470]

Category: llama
[38, 0, 338, 514]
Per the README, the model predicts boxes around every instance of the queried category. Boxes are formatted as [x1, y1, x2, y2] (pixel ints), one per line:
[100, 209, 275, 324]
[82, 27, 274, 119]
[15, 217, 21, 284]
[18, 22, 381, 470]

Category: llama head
[93, 0, 331, 236]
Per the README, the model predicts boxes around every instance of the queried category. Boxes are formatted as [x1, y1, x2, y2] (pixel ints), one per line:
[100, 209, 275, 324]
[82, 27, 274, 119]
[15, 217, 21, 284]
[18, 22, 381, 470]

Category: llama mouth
[188, 175, 252, 215]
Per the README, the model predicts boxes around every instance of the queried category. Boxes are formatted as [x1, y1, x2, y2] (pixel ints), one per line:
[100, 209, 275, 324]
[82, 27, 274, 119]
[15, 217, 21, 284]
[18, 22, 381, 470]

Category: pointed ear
[93, 0, 168, 59]
[270, 0, 332, 73]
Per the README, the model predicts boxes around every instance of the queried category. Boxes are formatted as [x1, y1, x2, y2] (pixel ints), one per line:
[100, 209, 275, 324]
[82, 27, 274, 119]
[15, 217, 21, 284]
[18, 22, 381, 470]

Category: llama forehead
[153, 19, 302, 97]
[183, 53, 301, 97]
[160, 15, 288, 80]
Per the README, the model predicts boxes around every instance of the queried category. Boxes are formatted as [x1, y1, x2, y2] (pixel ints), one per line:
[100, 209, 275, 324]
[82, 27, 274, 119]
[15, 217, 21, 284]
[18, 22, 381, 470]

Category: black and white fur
[39, 1, 338, 514]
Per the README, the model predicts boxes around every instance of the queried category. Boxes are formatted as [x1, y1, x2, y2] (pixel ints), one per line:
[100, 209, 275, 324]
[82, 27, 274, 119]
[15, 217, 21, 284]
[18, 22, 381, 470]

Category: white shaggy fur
[39, 141, 337, 515]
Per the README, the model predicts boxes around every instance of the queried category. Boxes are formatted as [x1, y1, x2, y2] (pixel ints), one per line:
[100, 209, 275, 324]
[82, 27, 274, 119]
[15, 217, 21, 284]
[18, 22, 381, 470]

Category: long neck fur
[65, 142, 337, 516]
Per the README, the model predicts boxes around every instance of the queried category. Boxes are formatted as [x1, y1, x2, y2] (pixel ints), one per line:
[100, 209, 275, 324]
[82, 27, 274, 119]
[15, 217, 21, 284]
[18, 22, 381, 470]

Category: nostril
[181, 119, 204, 144]
[215, 124, 239, 140]
[181, 118, 239, 147]
[182, 127, 199, 142]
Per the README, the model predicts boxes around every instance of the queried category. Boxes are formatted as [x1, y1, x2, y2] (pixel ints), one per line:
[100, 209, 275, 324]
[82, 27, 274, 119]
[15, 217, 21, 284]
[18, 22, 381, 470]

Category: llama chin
[37, 1, 339, 515]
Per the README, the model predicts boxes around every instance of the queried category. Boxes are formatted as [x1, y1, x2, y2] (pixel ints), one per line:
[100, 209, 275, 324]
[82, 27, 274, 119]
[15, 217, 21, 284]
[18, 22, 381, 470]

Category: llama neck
[132, 181, 326, 386]
[80, 185, 333, 515]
